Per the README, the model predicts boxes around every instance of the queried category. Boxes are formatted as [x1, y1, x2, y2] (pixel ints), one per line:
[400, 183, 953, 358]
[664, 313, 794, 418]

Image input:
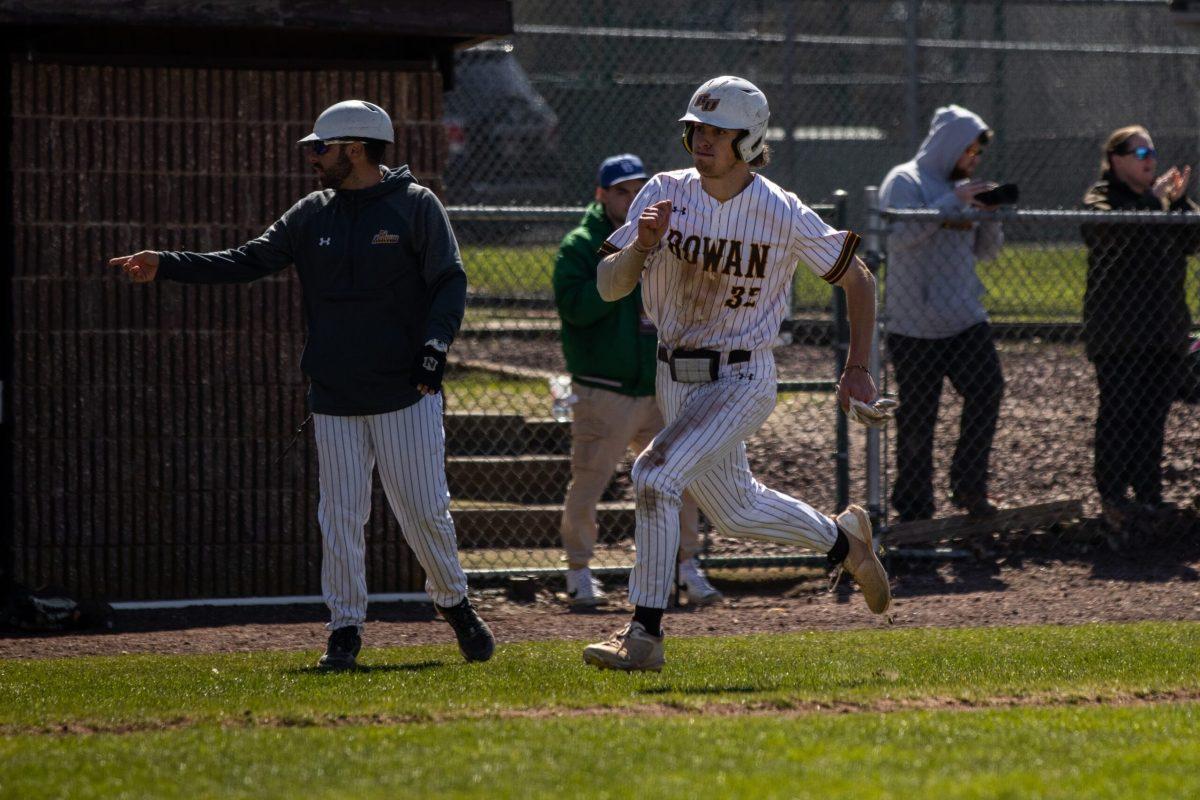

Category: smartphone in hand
[974, 183, 1020, 206]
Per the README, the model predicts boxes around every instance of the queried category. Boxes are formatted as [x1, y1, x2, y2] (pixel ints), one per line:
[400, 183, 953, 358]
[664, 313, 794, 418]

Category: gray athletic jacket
[157, 166, 467, 415]
[879, 105, 1003, 339]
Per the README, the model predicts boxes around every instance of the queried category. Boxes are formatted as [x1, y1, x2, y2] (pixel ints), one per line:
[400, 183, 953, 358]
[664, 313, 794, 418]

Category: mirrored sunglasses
[1115, 145, 1157, 161]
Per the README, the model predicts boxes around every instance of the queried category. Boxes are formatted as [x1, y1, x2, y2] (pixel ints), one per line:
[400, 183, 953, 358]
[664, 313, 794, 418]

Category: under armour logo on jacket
[319, 237, 331, 246]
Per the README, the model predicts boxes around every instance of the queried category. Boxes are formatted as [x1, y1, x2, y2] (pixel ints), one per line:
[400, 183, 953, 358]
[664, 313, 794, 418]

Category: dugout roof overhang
[0, 0, 514, 87]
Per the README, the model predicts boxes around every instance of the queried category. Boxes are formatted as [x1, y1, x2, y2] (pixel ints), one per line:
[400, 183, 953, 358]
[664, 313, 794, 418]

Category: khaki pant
[561, 384, 700, 565]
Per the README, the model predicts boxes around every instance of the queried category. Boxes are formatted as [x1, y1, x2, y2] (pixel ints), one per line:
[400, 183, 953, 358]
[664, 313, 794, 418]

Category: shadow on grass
[287, 660, 446, 676]
[638, 685, 766, 696]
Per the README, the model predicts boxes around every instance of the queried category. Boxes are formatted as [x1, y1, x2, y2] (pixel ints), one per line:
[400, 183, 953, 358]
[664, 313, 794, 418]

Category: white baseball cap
[297, 100, 394, 144]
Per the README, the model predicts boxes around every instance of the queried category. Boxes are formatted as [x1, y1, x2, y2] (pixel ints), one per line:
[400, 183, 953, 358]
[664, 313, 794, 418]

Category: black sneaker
[437, 598, 495, 662]
[317, 625, 362, 670]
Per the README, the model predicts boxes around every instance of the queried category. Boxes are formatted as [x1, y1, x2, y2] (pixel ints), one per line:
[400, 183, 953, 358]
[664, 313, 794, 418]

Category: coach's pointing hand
[109, 251, 160, 283]
[635, 199, 673, 251]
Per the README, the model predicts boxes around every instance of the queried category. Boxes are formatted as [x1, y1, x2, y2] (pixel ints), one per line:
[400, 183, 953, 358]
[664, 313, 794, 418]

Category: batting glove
[847, 397, 899, 428]
[412, 339, 449, 393]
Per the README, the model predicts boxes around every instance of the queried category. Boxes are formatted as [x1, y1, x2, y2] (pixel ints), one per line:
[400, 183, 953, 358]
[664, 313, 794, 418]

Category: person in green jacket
[553, 154, 721, 608]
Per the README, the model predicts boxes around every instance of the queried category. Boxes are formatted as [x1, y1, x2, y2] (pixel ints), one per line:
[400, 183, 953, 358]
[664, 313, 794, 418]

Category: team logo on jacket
[371, 229, 401, 245]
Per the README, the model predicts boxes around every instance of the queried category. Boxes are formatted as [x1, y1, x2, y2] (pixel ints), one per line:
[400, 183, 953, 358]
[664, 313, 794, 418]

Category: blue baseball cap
[597, 153, 648, 188]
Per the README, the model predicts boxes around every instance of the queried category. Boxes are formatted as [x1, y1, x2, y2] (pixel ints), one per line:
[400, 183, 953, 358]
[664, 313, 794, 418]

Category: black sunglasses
[1112, 144, 1157, 161]
[308, 139, 360, 156]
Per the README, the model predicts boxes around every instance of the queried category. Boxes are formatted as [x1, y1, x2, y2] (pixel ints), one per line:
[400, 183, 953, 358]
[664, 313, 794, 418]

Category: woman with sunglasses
[1081, 125, 1200, 535]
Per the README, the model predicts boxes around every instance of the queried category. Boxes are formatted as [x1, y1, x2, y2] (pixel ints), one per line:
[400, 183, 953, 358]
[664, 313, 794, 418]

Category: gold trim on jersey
[822, 231, 861, 284]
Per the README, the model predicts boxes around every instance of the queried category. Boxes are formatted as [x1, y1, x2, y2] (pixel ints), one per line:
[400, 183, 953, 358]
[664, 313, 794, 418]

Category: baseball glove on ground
[847, 397, 899, 428]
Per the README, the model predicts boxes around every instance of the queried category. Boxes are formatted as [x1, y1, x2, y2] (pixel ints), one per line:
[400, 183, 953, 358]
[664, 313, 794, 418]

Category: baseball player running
[583, 76, 891, 671]
[554, 153, 722, 608]
[108, 100, 494, 669]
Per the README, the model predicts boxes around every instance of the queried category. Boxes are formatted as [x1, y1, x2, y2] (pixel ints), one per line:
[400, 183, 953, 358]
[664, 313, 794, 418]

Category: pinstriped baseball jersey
[600, 168, 860, 352]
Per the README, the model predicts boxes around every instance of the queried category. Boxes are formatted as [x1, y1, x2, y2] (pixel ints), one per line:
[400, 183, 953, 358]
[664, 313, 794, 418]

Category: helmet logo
[695, 93, 721, 112]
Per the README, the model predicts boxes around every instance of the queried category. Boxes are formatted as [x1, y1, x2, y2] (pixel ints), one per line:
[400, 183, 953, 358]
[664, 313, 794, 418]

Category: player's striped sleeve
[789, 200, 861, 284]
[599, 175, 662, 256]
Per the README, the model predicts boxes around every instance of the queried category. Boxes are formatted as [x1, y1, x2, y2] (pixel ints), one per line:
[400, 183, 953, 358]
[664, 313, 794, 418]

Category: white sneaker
[677, 558, 723, 606]
[834, 505, 891, 614]
[583, 622, 665, 671]
[565, 567, 607, 607]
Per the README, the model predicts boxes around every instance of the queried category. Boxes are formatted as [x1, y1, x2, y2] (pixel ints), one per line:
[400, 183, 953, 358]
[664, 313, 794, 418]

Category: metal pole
[831, 190, 851, 513]
[991, 0, 1007, 179]
[863, 186, 885, 527]
[0, 51, 12, 596]
[781, 3, 799, 190]
[904, 0, 922, 153]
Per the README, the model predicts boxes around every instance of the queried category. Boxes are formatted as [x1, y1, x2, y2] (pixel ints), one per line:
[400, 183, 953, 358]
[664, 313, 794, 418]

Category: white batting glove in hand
[847, 397, 899, 428]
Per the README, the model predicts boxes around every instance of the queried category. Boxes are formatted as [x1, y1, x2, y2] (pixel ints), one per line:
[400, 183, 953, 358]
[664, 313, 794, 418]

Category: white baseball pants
[314, 395, 469, 629]
[629, 349, 839, 609]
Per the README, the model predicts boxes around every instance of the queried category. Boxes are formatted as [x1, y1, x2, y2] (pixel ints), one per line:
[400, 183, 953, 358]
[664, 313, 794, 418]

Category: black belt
[657, 346, 751, 365]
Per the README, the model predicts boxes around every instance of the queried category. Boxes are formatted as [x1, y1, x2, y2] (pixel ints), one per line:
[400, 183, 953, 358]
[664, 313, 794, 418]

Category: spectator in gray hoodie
[879, 104, 1005, 522]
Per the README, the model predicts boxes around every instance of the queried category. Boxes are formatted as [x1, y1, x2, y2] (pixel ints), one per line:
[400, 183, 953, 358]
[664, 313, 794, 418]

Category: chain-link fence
[433, 0, 1200, 583]
[440, 0, 1200, 220]
[870, 202, 1200, 538]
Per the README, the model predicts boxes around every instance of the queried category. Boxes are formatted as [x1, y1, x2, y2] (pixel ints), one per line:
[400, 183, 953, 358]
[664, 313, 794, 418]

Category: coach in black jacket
[110, 100, 494, 668]
[1081, 124, 1200, 528]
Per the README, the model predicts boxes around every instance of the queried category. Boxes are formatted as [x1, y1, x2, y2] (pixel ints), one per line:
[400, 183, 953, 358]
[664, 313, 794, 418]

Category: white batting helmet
[679, 76, 770, 162]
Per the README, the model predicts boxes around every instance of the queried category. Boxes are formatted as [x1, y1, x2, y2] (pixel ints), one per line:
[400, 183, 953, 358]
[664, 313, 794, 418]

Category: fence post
[831, 190, 851, 513]
[863, 186, 885, 527]
[0, 53, 11, 596]
[904, 0, 922, 153]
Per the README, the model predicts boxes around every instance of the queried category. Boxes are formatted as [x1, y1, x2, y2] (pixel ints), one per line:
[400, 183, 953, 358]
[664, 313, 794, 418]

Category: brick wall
[10, 62, 447, 600]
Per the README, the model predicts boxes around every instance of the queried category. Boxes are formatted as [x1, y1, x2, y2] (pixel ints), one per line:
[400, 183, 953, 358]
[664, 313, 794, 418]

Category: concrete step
[521, 417, 571, 455]
[444, 412, 525, 455]
[447, 454, 574, 503]
[452, 501, 635, 549]
[444, 412, 570, 456]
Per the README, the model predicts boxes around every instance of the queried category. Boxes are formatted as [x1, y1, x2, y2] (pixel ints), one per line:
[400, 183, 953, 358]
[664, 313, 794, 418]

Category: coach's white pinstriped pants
[629, 349, 839, 609]
[314, 395, 469, 629]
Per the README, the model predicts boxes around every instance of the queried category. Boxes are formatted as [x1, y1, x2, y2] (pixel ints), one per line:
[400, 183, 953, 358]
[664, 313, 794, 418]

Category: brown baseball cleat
[583, 622, 665, 672]
[834, 505, 892, 614]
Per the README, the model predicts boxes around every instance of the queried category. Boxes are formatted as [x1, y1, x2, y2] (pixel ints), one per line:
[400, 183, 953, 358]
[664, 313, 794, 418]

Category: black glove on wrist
[412, 342, 448, 393]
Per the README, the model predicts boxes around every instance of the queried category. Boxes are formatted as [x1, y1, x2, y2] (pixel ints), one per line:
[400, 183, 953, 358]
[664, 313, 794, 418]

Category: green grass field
[462, 244, 1200, 323]
[444, 366, 548, 416]
[3, 622, 1198, 798]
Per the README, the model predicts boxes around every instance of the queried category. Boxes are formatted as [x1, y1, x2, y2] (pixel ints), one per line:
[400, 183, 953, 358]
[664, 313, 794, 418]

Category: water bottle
[548, 374, 575, 422]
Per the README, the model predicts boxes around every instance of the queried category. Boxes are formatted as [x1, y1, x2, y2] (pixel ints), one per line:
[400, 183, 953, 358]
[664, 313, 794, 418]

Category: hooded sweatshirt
[157, 165, 467, 415]
[879, 105, 1003, 339]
